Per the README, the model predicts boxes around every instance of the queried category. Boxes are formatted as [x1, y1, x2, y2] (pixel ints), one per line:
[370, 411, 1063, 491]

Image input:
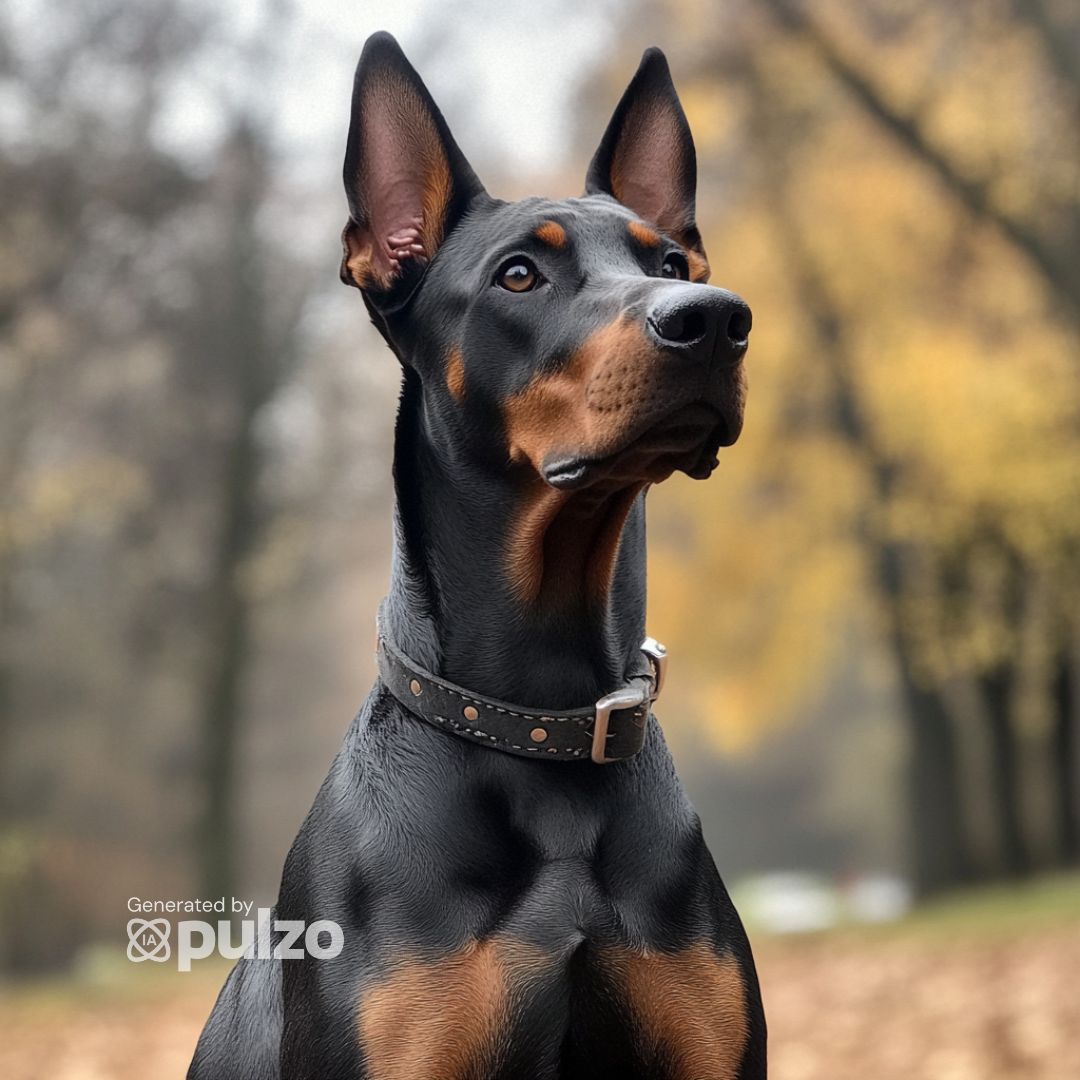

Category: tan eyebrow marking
[685, 248, 710, 283]
[533, 220, 567, 248]
[628, 220, 662, 248]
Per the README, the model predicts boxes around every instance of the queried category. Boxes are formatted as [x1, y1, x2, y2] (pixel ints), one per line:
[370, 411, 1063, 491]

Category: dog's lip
[684, 420, 732, 480]
[544, 459, 593, 491]
[542, 403, 735, 491]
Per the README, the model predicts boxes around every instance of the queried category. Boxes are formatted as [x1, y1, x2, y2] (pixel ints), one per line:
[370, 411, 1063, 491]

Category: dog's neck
[381, 375, 649, 710]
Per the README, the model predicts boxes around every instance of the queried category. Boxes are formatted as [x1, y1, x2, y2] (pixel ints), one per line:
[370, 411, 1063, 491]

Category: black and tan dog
[189, 32, 765, 1080]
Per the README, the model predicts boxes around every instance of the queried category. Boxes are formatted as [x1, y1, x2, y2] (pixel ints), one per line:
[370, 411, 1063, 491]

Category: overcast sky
[157, 0, 619, 184]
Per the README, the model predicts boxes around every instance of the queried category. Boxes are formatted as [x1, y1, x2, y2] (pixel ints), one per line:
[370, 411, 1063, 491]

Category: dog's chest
[350, 791, 750, 1079]
[354, 933, 751, 1080]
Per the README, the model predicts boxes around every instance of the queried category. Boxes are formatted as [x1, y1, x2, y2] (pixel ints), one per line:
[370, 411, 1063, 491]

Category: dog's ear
[341, 32, 485, 308]
[585, 48, 702, 252]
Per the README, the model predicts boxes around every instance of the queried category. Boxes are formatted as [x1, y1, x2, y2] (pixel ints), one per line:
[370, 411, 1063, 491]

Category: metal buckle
[591, 684, 648, 765]
[641, 637, 668, 701]
[589, 639, 668, 764]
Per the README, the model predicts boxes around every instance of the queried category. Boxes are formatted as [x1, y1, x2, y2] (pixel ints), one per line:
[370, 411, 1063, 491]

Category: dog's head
[341, 32, 749, 494]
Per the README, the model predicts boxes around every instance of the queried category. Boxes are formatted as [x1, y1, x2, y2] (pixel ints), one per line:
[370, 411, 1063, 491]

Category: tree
[610, 0, 1080, 894]
[185, 118, 306, 898]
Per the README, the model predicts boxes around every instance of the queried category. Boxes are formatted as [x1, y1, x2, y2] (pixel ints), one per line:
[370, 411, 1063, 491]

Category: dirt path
[757, 924, 1080, 1080]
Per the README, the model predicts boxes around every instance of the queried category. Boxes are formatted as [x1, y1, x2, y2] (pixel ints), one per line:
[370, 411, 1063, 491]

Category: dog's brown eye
[661, 253, 689, 280]
[496, 258, 540, 293]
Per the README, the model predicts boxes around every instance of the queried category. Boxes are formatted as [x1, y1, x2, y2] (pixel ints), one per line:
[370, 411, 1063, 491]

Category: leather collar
[375, 618, 668, 764]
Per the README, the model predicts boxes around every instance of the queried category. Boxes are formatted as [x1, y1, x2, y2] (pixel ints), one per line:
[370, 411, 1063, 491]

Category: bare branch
[761, 0, 1079, 321]
[1010, 0, 1080, 103]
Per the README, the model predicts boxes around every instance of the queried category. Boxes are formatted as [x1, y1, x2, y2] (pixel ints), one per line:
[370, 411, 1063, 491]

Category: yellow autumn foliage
[642, 0, 1080, 749]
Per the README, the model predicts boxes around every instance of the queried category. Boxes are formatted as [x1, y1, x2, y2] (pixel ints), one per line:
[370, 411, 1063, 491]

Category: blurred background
[1, 0, 1078, 1076]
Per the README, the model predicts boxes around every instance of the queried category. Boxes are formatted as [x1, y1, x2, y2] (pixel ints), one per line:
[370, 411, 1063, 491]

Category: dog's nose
[646, 286, 751, 365]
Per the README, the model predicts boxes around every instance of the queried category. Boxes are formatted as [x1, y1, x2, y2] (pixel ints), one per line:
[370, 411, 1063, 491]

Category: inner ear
[341, 33, 484, 301]
[585, 47, 699, 244]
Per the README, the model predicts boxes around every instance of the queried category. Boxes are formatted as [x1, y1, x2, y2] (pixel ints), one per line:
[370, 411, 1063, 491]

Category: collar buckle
[641, 636, 668, 701]
[590, 636, 668, 764]
[591, 683, 649, 764]
[591, 635, 665, 764]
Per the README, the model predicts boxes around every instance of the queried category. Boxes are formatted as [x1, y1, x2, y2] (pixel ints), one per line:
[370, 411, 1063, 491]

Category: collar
[375, 617, 668, 764]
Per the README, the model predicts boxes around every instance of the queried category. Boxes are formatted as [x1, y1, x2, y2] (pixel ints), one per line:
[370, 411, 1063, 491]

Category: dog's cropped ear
[341, 32, 485, 307]
[585, 48, 702, 254]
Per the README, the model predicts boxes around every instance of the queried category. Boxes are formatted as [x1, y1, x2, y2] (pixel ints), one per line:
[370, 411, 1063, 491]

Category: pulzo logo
[126, 903, 343, 972]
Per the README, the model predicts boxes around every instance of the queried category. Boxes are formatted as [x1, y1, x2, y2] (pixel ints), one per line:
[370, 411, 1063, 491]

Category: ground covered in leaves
[1, 878, 1077, 1079]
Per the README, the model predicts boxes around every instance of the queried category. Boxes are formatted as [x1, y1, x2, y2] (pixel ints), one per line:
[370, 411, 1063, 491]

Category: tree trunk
[193, 123, 277, 899]
[877, 546, 974, 896]
[198, 419, 260, 898]
[901, 673, 974, 895]
[742, 61, 976, 897]
[1050, 651, 1079, 866]
[980, 664, 1030, 877]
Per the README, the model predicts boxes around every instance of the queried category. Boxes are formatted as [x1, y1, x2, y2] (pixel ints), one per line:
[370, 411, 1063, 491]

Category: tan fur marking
[502, 317, 654, 475]
[505, 482, 644, 607]
[628, 220, 662, 248]
[505, 482, 569, 604]
[341, 222, 381, 289]
[358, 939, 548, 1080]
[533, 220, 567, 249]
[686, 248, 710, 283]
[501, 320, 658, 606]
[586, 484, 644, 602]
[446, 347, 466, 403]
[601, 943, 749, 1078]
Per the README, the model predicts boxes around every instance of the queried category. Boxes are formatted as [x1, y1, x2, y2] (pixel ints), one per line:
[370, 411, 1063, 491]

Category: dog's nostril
[679, 310, 707, 343]
[726, 305, 752, 345]
[651, 307, 707, 345]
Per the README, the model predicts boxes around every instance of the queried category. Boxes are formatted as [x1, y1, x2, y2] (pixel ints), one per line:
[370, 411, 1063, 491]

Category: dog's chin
[542, 403, 742, 492]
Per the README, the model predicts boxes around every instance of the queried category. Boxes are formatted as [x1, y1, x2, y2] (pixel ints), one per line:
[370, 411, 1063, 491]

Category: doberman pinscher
[189, 32, 765, 1080]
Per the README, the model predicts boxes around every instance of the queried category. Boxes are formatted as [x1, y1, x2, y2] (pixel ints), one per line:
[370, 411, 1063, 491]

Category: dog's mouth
[542, 401, 739, 492]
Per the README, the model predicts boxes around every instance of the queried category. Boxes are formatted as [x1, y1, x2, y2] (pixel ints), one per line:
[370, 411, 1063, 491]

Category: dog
[188, 31, 765, 1080]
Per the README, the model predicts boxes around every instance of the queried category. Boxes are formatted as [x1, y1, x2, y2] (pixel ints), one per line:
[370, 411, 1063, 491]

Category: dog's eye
[496, 258, 540, 293]
[661, 253, 689, 280]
